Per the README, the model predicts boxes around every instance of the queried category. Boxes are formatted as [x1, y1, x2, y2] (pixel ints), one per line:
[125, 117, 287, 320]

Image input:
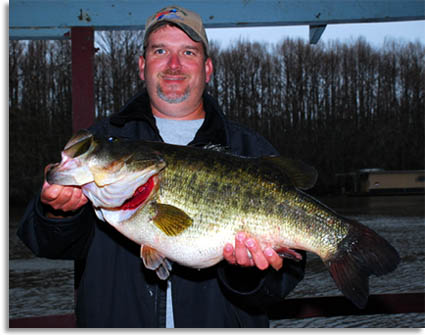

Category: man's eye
[184, 50, 194, 56]
[154, 49, 166, 55]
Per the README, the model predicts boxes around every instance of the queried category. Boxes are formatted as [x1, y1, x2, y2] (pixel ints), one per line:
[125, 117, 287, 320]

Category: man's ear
[138, 55, 146, 81]
[205, 58, 213, 83]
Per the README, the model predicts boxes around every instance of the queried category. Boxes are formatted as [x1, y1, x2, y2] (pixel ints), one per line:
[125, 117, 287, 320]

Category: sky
[206, 20, 425, 48]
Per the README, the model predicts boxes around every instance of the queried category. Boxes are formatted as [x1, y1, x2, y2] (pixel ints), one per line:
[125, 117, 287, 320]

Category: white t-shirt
[154, 116, 204, 146]
[153, 116, 204, 328]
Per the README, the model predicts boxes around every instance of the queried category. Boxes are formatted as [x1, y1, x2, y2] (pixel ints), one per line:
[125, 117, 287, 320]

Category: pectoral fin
[152, 203, 193, 236]
[140, 245, 172, 280]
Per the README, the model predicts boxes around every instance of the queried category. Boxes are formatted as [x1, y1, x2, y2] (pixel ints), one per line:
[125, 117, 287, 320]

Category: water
[9, 259, 74, 318]
[9, 212, 75, 319]
[9, 195, 425, 327]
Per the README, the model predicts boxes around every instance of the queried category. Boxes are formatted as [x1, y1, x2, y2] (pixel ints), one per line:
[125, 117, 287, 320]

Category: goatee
[157, 86, 190, 104]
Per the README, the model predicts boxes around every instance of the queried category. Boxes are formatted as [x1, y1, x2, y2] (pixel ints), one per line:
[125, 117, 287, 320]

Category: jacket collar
[109, 89, 228, 147]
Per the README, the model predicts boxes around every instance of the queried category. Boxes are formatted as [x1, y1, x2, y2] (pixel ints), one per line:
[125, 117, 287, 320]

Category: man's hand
[40, 165, 88, 218]
[223, 232, 283, 271]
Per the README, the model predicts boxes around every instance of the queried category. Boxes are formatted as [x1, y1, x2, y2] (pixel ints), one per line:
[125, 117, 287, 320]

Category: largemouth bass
[47, 129, 400, 309]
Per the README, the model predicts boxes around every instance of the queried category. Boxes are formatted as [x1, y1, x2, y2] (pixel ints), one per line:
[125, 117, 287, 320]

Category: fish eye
[107, 136, 119, 143]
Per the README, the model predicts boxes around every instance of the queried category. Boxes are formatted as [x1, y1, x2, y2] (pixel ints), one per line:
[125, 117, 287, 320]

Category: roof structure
[10, 0, 425, 43]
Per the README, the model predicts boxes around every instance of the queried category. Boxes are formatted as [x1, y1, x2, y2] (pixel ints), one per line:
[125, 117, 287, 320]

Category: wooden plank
[267, 293, 425, 320]
[9, 314, 76, 328]
[71, 27, 95, 132]
[9, 293, 424, 327]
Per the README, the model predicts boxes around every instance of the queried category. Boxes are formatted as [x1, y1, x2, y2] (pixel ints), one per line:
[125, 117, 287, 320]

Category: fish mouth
[46, 153, 94, 186]
[46, 130, 97, 186]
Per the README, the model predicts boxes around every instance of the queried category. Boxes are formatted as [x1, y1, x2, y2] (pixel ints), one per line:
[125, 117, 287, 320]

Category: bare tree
[9, 37, 425, 201]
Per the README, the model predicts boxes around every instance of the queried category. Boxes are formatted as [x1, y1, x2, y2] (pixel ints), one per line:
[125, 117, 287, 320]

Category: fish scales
[46, 130, 400, 309]
[141, 142, 350, 261]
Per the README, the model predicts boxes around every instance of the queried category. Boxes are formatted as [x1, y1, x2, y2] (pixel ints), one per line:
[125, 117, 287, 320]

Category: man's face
[139, 25, 213, 117]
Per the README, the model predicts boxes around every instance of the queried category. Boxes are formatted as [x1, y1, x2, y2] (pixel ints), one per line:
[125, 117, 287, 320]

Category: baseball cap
[143, 6, 209, 56]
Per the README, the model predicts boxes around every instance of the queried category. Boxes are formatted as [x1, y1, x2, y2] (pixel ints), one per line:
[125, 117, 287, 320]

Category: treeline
[9, 33, 425, 204]
[209, 38, 425, 191]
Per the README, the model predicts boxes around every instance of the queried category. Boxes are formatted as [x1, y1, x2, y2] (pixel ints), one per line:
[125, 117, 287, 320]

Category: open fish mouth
[45, 129, 167, 224]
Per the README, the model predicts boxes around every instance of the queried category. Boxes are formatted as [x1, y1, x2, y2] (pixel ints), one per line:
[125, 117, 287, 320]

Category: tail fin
[324, 219, 400, 309]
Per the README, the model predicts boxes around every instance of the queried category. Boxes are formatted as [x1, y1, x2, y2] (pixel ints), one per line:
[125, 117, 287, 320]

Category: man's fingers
[41, 182, 87, 212]
[223, 243, 236, 264]
[40, 164, 88, 217]
[264, 247, 283, 271]
[76, 192, 89, 208]
[41, 183, 62, 203]
[235, 233, 254, 267]
[60, 188, 82, 212]
[245, 238, 269, 270]
[223, 232, 284, 271]
[61, 187, 88, 212]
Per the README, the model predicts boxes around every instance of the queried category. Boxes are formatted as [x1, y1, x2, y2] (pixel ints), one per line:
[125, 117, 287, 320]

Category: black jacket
[18, 90, 306, 328]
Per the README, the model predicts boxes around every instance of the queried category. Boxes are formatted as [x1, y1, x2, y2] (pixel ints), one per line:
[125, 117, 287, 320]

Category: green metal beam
[10, 0, 425, 40]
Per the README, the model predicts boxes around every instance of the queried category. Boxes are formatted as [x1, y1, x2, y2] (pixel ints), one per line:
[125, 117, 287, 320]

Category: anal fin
[140, 245, 172, 280]
[275, 247, 303, 261]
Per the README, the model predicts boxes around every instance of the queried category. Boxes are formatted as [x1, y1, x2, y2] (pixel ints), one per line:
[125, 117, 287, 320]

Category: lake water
[9, 195, 425, 327]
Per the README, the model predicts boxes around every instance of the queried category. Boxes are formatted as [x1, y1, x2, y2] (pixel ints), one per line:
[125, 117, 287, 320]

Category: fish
[46, 129, 400, 309]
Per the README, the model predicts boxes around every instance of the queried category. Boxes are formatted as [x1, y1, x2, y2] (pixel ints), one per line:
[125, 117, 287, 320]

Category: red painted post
[70, 27, 95, 300]
[71, 27, 95, 132]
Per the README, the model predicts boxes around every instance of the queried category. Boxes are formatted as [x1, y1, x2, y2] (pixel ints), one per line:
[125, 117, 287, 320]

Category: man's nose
[167, 53, 182, 70]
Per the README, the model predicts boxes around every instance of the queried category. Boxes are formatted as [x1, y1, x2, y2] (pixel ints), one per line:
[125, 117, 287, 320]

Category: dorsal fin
[263, 156, 318, 190]
[202, 143, 231, 153]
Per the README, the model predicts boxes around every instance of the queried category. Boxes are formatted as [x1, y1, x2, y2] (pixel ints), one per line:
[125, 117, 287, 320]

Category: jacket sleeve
[17, 193, 95, 260]
[217, 251, 306, 309]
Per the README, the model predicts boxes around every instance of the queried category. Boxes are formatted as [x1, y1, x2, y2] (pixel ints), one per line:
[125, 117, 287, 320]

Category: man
[18, 6, 305, 327]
